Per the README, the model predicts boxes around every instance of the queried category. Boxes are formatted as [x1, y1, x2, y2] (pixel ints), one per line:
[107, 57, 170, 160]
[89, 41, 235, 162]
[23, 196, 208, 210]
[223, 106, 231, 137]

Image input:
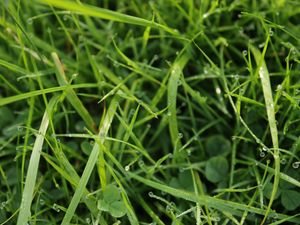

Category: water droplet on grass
[148, 192, 154, 197]
[292, 162, 300, 169]
[125, 165, 130, 171]
[85, 217, 91, 224]
[259, 42, 265, 48]
[260, 152, 265, 157]
[52, 203, 60, 212]
[242, 50, 248, 56]
[280, 158, 286, 164]
[40, 199, 45, 205]
[0, 201, 6, 209]
[178, 133, 183, 139]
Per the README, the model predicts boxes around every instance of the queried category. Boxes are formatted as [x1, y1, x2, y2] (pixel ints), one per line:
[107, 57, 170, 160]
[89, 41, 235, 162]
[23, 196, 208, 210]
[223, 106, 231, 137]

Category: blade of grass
[61, 96, 119, 225]
[38, 0, 177, 35]
[0, 83, 100, 106]
[16, 96, 58, 225]
[128, 172, 300, 223]
[168, 52, 190, 162]
[250, 39, 280, 225]
[51, 52, 96, 132]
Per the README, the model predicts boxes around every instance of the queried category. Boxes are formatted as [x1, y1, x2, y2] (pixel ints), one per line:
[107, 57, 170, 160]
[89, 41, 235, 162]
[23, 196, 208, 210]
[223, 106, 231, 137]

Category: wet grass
[0, 0, 300, 224]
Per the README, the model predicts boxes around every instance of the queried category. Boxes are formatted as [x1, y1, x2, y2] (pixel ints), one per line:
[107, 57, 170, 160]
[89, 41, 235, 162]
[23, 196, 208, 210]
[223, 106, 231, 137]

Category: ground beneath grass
[1, 0, 300, 224]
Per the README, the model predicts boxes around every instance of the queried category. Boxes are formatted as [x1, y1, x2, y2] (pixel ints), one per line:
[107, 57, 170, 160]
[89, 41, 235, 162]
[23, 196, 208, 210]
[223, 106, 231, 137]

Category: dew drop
[85, 217, 91, 224]
[125, 165, 130, 171]
[153, 55, 158, 61]
[292, 162, 299, 169]
[242, 50, 248, 56]
[89, 140, 95, 146]
[166, 205, 172, 212]
[215, 87, 221, 94]
[215, 217, 220, 222]
[40, 199, 45, 205]
[259, 42, 265, 48]
[280, 158, 286, 164]
[260, 151, 265, 157]
[148, 192, 154, 197]
[262, 147, 267, 151]
[276, 84, 282, 91]
[178, 133, 183, 139]
[52, 203, 60, 212]
[0, 201, 6, 209]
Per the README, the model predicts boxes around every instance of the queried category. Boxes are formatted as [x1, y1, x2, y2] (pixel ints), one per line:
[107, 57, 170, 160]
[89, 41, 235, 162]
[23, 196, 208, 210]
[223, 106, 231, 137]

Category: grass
[0, 0, 300, 224]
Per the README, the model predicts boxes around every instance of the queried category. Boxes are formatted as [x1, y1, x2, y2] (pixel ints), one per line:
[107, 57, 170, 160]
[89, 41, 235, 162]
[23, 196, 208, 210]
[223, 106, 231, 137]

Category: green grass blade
[61, 96, 119, 225]
[16, 97, 58, 225]
[250, 41, 280, 225]
[0, 83, 100, 106]
[168, 52, 190, 162]
[38, 0, 177, 34]
[128, 172, 300, 223]
[51, 52, 96, 132]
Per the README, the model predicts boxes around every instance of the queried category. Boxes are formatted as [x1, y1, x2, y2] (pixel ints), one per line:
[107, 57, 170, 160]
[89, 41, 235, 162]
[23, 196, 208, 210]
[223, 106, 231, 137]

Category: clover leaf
[169, 170, 194, 192]
[97, 184, 126, 218]
[281, 189, 300, 211]
[205, 135, 231, 157]
[205, 156, 228, 183]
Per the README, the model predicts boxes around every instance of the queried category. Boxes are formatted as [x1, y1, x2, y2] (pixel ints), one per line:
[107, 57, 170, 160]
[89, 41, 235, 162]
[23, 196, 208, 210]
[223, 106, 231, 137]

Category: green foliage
[0, 0, 300, 224]
[98, 184, 127, 218]
[281, 190, 300, 211]
[205, 135, 231, 157]
[205, 156, 229, 183]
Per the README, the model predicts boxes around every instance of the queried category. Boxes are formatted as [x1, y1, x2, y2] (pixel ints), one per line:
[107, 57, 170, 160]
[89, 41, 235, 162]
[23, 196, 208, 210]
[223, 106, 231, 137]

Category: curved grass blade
[0, 83, 99, 106]
[38, 0, 177, 35]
